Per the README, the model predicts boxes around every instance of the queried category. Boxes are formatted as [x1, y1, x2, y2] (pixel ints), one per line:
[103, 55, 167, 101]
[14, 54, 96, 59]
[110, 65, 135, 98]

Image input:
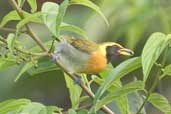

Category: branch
[8, 0, 115, 114]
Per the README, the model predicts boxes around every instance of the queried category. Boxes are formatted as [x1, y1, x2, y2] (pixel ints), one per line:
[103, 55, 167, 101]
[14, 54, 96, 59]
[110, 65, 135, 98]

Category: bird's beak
[118, 48, 134, 56]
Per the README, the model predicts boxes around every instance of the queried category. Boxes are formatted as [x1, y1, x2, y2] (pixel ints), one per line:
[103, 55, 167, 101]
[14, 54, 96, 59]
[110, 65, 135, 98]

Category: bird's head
[99, 42, 134, 62]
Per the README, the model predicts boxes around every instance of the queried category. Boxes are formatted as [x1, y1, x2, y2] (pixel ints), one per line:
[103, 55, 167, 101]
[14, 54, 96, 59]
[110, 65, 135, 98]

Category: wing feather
[60, 36, 99, 54]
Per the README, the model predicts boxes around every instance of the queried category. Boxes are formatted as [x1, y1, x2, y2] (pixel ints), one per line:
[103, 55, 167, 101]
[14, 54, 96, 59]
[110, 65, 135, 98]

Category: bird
[54, 36, 134, 74]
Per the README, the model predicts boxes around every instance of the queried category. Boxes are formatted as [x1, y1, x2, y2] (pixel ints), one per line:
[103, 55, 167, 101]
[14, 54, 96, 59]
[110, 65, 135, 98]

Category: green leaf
[0, 10, 30, 27]
[68, 109, 77, 114]
[0, 99, 61, 114]
[93, 57, 141, 105]
[41, 2, 59, 36]
[19, 102, 45, 114]
[7, 33, 15, 51]
[0, 55, 16, 70]
[27, 60, 59, 76]
[95, 81, 144, 111]
[70, 0, 109, 26]
[61, 23, 88, 38]
[64, 73, 82, 109]
[17, 12, 43, 30]
[162, 64, 171, 76]
[27, 0, 37, 13]
[115, 96, 129, 114]
[78, 109, 88, 114]
[148, 93, 171, 114]
[0, 11, 21, 27]
[0, 99, 31, 114]
[99, 63, 113, 78]
[15, 62, 34, 82]
[142, 32, 171, 82]
[56, 0, 69, 37]
[46, 106, 63, 114]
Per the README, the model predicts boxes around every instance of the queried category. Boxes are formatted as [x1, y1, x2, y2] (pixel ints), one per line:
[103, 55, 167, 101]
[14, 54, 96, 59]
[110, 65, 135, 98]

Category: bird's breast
[78, 51, 107, 73]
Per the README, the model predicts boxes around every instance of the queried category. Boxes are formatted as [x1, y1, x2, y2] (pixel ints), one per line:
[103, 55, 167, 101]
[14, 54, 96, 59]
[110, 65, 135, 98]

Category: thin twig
[0, 27, 17, 32]
[0, 27, 26, 33]
[8, 0, 115, 114]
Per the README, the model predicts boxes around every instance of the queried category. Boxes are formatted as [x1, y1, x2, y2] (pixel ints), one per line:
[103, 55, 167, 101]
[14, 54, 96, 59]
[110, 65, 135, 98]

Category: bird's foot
[52, 52, 60, 62]
[74, 75, 81, 85]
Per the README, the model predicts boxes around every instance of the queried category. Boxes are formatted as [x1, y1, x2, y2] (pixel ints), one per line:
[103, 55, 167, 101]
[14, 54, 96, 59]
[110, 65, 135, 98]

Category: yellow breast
[77, 51, 107, 73]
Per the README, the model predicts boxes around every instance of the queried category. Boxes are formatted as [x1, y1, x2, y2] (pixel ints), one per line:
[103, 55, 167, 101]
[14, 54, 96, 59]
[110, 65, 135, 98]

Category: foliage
[0, 0, 171, 114]
[0, 99, 62, 114]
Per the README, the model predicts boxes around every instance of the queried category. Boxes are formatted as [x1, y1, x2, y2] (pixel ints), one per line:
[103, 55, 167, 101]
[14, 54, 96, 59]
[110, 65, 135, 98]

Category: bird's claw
[52, 53, 60, 62]
[74, 76, 81, 85]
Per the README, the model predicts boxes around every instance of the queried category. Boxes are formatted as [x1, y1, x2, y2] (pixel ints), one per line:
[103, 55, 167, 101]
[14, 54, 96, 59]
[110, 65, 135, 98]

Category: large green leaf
[20, 102, 62, 114]
[64, 73, 82, 109]
[42, 0, 69, 37]
[19, 102, 45, 114]
[27, 0, 37, 13]
[148, 93, 171, 114]
[70, 0, 109, 26]
[95, 81, 144, 111]
[56, 0, 69, 37]
[0, 99, 61, 114]
[0, 99, 31, 114]
[61, 23, 88, 38]
[42, 2, 59, 36]
[142, 32, 171, 82]
[93, 57, 141, 105]
[15, 62, 34, 82]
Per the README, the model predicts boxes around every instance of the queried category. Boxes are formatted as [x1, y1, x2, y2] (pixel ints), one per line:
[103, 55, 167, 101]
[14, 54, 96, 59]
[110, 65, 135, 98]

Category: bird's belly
[77, 51, 107, 73]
